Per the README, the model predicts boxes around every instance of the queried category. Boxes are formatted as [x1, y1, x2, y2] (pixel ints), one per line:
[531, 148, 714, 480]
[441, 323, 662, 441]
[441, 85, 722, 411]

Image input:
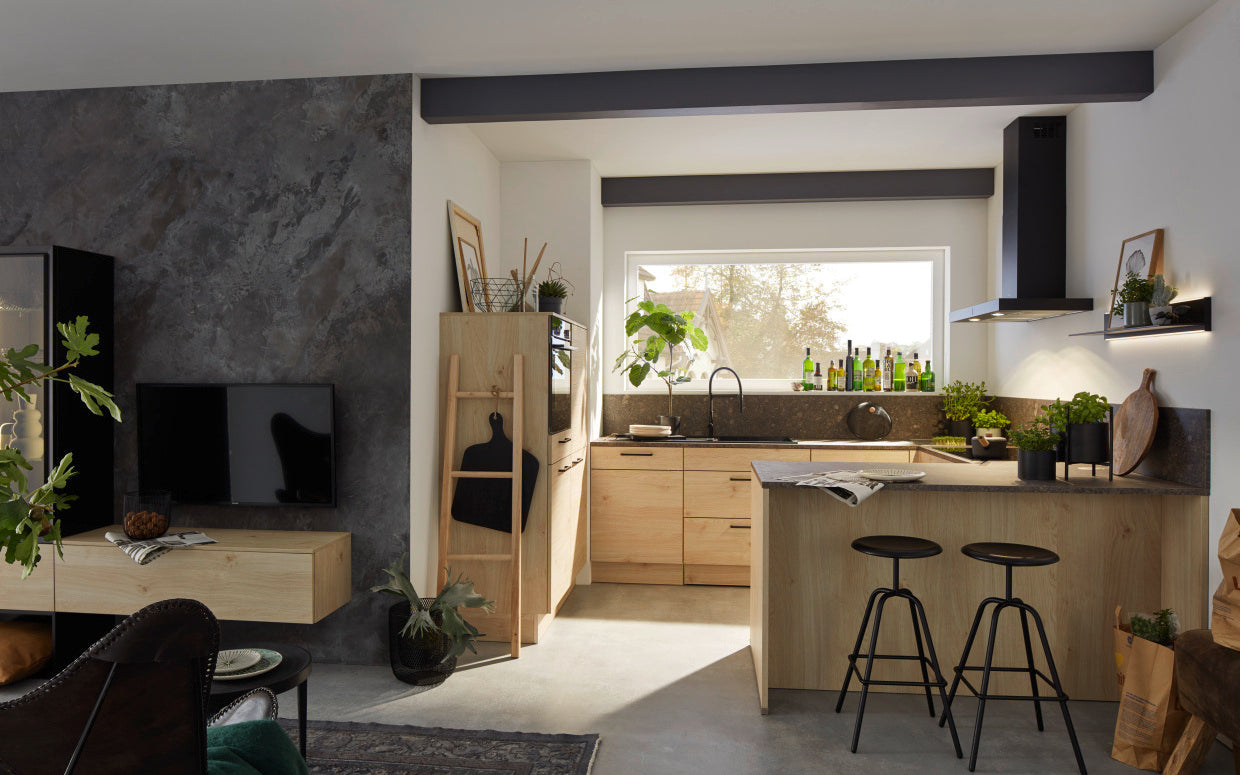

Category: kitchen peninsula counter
[747, 459, 1209, 713]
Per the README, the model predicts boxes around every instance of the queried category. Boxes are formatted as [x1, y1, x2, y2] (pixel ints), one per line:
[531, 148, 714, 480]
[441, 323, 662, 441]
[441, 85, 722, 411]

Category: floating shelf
[1070, 297, 1211, 340]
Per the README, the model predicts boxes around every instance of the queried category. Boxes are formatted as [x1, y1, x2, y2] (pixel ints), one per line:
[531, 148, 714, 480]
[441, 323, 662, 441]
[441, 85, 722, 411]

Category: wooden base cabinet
[591, 469, 683, 584]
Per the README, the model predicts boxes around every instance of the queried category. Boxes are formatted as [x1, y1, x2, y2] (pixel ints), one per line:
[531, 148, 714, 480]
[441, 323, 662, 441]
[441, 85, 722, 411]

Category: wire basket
[470, 278, 526, 312]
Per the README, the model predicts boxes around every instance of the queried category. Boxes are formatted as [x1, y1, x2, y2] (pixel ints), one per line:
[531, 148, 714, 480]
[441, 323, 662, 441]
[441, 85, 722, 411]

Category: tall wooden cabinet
[439, 313, 587, 644]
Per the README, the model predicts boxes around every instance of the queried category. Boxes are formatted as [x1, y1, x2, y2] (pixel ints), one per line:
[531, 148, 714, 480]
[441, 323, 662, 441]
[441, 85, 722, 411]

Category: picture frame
[447, 201, 487, 312]
[1108, 228, 1164, 321]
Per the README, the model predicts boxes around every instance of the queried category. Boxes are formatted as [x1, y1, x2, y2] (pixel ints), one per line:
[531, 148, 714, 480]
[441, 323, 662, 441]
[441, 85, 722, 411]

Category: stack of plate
[214, 648, 284, 681]
[629, 424, 672, 438]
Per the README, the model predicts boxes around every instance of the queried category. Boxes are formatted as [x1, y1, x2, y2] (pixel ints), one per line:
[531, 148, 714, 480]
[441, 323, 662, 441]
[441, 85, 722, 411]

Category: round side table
[208, 643, 312, 757]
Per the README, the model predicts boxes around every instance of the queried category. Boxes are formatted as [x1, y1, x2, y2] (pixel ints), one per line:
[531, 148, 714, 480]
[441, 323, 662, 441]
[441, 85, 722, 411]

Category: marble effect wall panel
[0, 75, 412, 665]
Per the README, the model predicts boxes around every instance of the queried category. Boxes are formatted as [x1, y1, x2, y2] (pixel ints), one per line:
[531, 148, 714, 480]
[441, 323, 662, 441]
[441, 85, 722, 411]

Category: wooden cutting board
[1112, 368, 1159, 476]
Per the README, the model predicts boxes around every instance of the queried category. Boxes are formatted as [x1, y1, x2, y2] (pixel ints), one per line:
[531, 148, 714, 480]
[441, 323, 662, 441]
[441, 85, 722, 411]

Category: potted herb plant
[1148, 274, 1180, 326]
[372, 555, 494, 687]
[1044, 392, 1110, 465]
[1009, 418, 1059, 481]
[972, 409, 1010, 438]
[537, 279, 569, 314]
[941, 379, 990, 440]
[1113, 271, 1154, 327]
[613, 298, 708, 434]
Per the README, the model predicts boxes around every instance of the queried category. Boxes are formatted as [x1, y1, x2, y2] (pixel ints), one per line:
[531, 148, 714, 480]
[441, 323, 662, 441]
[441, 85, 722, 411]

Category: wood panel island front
[748, 460, 1209, 713]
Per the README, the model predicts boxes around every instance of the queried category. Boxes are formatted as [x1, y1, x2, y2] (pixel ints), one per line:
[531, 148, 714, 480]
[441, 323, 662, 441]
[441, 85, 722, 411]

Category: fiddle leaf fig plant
[614, 298, 709, 416]
[0, 317, 120, 577]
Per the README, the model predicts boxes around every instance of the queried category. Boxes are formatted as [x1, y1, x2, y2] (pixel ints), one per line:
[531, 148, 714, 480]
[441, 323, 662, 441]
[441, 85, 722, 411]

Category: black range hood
[950, 116, 1093, 323]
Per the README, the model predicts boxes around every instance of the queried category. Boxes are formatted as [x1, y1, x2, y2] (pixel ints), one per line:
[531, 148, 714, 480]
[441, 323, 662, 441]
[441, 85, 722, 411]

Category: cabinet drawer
[684, 518, 751, 566]
[591, 469, 683, 564]
[683, 447, 809, 471]
[0, 559, 53, 612]
[684, 470, 754, 519]
[810, 448, 912, 463]
[592, 446, 683, 470]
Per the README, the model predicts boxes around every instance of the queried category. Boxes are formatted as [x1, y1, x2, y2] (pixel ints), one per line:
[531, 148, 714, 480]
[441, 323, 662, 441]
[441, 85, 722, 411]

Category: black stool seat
[852, 535, 942, 559]
[962, 542, 1059, 567]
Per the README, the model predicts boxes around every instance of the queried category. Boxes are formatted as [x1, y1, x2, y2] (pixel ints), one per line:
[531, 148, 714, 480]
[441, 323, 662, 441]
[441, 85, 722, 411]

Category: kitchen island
[748, 460, 1208, 713]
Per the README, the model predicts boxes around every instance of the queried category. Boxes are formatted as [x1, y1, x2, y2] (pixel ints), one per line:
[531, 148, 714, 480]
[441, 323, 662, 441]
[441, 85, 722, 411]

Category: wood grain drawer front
[684, 518, 751, 566]
[591, 446, 682, 470]
[591, 469, 683, 564]
[810, 449, 912, 463]
[684, 470, 754, 519]
[55, 546, 317, 623]
[0, 560, 53, 612]
[683, 447, 809, 471]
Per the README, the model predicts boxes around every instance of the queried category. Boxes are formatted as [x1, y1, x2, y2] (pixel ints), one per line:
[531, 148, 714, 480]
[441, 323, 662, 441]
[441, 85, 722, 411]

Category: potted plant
[372, 555, 494, 687]
[613, 298, 708, 434]
[972, 409, 1010, 438]
[1113, 271, 1155, 327]
[941, 379, 990, 440]
[1148, 274, 1180, 326]
[1009, 418, 1059, 481]
[536, 279, 568, 314]
[1044, 391, 1110, 464]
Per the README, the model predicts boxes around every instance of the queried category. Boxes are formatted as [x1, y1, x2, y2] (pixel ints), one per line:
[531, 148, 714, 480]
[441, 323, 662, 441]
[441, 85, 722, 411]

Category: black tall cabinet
[0, 245, 114, 665]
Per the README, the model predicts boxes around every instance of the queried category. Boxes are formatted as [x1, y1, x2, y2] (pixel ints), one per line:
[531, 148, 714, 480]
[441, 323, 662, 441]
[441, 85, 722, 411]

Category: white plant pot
[975, 427, 1003, 438]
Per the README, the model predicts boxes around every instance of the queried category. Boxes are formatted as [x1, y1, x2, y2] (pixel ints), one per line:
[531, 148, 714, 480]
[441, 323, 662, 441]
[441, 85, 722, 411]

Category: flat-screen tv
[137, 383, 336, 506]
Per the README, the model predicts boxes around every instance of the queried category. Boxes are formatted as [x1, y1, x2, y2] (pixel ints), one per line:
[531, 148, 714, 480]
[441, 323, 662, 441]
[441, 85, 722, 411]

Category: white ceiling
[0, 0, 1215, 175]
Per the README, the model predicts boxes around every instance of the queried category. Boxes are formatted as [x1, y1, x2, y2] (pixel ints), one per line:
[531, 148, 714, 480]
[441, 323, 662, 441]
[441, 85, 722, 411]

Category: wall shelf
[1069, 297, 1211, 340]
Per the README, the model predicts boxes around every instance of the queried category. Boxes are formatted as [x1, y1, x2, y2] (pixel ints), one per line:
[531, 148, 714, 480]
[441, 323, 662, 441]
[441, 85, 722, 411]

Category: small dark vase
[1017, 449, 1057, 481]
[947, 419, 974, 440]
[388, 600, 457, 687]
[538, 295, 565, 314]
[1066, 422, 1109, 464]
[658, 415, 681, 435]
[970, 436, 1008, 461]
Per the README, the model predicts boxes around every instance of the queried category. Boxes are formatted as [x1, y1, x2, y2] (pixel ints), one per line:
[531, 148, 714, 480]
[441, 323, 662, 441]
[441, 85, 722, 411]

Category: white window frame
[617, 247, 947, 394]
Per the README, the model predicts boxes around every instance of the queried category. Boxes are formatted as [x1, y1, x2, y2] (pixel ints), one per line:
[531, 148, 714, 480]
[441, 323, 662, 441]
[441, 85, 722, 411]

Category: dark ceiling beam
[421, 51, 1152, 124]
[601, 169, 994, 207]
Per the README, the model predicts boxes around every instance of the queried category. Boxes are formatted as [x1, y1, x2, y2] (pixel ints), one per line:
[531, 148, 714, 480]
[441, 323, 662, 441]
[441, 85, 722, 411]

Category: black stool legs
[834, 555, 962, 758]
[939, 564, 1087, 774]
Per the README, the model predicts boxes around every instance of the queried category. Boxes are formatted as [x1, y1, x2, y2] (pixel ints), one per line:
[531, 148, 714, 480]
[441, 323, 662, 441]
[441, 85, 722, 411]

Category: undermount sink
[682, 435, 794, 443]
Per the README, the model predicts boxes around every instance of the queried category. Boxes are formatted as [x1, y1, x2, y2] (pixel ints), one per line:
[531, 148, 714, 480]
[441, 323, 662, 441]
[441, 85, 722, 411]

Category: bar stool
[939, 542, 1087, 774]
[834, 535, 962, 757]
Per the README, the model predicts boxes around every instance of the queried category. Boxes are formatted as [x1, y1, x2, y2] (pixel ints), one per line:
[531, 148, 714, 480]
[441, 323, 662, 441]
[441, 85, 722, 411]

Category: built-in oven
[549, 316, 574, 435]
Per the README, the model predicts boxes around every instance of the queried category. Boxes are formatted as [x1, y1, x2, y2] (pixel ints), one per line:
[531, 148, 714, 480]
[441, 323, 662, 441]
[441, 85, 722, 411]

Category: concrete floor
[3, 583, 1234, 773]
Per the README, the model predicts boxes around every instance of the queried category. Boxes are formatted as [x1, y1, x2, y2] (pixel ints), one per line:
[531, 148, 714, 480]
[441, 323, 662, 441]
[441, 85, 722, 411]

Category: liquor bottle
[907, 351, 922, 391]
[803, 347, 813, 385]
[863, 347, 875, 392]
[874, 360, 883, 392]
[813, 362, 823, 391]
[920, 360, 936, 392]
[827, 360, 837, 391]
[852, 348, 863, 391]
[843, 339, 853, 392]
[893, 352, 906, 392]
[882, 349, 894, 391]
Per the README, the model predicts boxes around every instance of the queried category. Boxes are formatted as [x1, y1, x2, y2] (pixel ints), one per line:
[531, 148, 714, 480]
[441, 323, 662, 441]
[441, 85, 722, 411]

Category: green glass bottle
[852, 348, 862, 391]
[802, 347, 813, 386]
[893, 352, 906, 392]
[862, 347, 875, 392]
[920, 359, 936, 392]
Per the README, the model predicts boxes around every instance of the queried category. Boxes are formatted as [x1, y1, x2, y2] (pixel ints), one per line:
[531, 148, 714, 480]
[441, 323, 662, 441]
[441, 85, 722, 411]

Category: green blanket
[206, 720, 309, 775]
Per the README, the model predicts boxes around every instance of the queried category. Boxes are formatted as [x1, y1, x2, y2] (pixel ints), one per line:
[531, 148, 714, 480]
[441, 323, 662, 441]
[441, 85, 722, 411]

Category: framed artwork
[1109, 228, 1164, 320]
[447, 201, 487, 312]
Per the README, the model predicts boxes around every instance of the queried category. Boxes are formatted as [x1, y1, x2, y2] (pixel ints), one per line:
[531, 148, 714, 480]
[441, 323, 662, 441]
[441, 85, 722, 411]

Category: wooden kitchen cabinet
[684, 518, 751, 586]
[591, 469, 683, 585]
[683, 447, 809, 471]
[549, 451, 587, 612]
[810, 448, 913, 463]
[683, 471, 755, 519]
[592, 446, 682, 470]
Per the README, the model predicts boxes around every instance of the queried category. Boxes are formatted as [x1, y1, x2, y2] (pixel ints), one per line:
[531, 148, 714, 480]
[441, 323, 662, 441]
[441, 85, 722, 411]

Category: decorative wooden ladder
[437, 353, 524, 658]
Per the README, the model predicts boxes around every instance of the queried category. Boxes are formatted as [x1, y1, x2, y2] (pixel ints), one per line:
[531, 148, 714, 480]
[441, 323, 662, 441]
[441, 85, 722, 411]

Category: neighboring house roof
[645, 289, 732, 370]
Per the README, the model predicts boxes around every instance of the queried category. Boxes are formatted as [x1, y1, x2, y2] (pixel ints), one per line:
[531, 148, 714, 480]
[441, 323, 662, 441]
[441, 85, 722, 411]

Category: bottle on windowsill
[920, 360, 936, 392]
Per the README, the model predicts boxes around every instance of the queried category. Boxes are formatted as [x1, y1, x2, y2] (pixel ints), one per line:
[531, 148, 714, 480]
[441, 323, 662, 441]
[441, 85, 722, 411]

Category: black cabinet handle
[558, 437, 572, 443]
[620, 452, 653, 456]
[729, 524, 752, 529]
[729, 476, 751, 482]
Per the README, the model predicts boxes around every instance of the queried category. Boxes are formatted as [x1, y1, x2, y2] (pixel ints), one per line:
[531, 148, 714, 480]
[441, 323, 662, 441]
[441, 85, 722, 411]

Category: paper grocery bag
[1111, 606, 1188, 771]
[1211, 509, 1240, 650]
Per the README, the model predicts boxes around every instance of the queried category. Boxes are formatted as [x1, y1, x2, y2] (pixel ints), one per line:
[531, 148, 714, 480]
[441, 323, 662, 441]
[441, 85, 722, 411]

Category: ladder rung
[447, 553, 515, 562]
[456, 391, 515, 399]
[449, 471, 514, 479]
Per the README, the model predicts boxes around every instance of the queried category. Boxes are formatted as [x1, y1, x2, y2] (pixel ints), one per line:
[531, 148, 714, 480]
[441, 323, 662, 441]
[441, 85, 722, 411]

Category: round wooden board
[1112, 368, 1158, 476]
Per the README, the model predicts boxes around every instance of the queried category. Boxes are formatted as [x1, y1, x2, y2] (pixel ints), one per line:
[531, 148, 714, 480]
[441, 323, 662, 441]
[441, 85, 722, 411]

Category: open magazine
[773, 470, 885, 507]
[104, 530, 217, 565]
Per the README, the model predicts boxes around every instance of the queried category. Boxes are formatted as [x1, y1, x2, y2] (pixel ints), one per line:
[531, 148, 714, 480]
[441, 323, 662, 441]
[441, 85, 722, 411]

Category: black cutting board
[451, 413, 539, 533]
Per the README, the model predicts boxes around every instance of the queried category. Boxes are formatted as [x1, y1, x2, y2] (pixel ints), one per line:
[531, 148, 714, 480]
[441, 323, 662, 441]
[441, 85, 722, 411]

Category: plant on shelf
[1130, 608, 1178, 647]
[1112, 271, 1155, 319]
[613, 298, 709, 418]
[537, 279, 568, 301]
[0, 317, 120, 577]
[941, 380, 990, 421]
[1009, 418, 1060, 451]
[972, 409, 1010, 433]
[372, 554, 494, 664]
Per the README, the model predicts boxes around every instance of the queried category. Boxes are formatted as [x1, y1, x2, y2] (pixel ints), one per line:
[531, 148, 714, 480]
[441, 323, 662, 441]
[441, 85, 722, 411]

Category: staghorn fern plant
[372, 554, 495, 662]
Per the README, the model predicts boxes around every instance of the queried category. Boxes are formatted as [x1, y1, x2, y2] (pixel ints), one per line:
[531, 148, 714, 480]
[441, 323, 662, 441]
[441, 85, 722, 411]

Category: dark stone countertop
[591, 436, 918, 450]
[751, 460, 1208, 496]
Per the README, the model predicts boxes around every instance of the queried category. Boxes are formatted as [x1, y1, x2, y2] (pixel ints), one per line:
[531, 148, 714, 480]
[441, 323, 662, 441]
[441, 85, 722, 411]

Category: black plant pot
[947, 419, 974, 440]
[388, 600, 457, 687]
[658, 415, 681, 435]
[1017, 449, 1057, 481]
[970, 436, 1008, 461]
[1066, 422, 1109, 464]
[538, 296, 565, 314]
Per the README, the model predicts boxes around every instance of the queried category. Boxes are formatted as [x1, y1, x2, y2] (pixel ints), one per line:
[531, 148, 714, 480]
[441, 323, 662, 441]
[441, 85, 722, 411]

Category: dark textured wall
[0, 75, 412, 664]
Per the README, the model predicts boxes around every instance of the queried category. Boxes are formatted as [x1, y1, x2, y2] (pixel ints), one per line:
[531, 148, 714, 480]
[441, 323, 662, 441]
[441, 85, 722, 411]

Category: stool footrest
[956, 674, 1068, 703]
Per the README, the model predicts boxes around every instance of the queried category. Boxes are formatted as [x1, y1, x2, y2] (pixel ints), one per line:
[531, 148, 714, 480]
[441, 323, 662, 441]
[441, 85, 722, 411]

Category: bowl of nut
[123, 490, 172, 540]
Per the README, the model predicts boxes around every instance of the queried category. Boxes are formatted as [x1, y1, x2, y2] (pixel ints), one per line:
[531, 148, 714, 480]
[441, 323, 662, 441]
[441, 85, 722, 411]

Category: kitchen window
[625, 248, 945, 391]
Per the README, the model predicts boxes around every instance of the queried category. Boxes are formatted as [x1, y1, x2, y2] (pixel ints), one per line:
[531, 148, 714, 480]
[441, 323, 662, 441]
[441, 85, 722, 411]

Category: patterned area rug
[282, 719, 599, 775]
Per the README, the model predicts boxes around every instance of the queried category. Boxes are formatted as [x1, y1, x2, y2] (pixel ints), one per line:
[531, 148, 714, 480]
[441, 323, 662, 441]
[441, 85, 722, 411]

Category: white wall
[601, 198, 991, 395]
[990, 0, 1238, 595]
[410, 79, 502, 591]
